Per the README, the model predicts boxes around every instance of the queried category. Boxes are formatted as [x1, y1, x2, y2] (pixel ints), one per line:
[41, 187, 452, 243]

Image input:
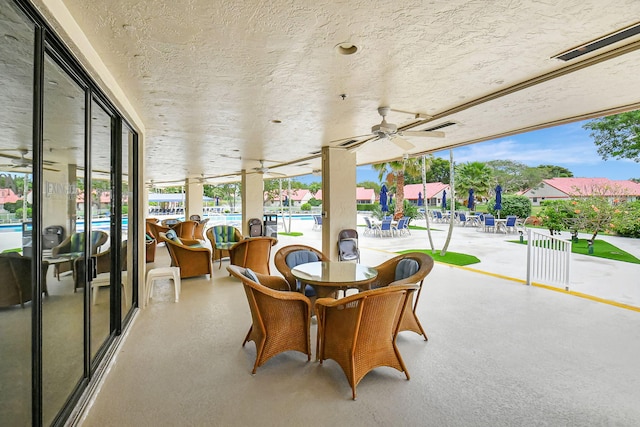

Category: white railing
[526, 228, 572, 290]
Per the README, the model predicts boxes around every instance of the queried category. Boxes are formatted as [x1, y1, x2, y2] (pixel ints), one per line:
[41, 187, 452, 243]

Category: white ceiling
[30, 0, 640, 185]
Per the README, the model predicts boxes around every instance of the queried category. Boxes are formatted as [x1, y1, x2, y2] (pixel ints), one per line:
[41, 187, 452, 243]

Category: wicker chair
[193, 218, 209, 240]
[227, 265, 311, 374]
[273, 244, 328, 293]
[171, 220, 199, 240]
[368, 252, 435, 340]
[228, 236, 278, 275]
[315, 284, 418, 400]
[0, 253, 49, 308]
[206, 225, 243, 268]
[50, 230, 108, 281]
[158, 232, 212, 279]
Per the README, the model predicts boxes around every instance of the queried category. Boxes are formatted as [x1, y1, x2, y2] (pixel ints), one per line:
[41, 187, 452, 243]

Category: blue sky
[298, 120, 638, 184]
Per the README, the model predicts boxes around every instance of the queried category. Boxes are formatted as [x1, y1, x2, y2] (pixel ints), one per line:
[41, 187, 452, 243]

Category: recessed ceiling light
[4, 34, 18, 42]
[48, 80, 58, 86]
[271, 119, 282, 124]
[335, 42, 359, 55]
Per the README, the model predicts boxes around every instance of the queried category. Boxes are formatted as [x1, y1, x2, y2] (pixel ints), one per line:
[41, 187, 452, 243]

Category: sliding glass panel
[122, 127, 134, 320]
[89, 100, 112, 359]
[41, 53, 86, 426]
[0, 2, 35, 424]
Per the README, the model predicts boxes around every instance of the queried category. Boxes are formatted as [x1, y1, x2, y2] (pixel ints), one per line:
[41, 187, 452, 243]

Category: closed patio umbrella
[494, 185, 502, 218]
[380, 184, 388, 212]
[417, 191, 423, 206]
[441, 190, 447, 211]
[468, 188, 475, 211]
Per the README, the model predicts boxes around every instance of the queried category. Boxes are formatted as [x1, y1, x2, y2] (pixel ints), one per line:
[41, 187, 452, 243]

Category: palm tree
[454, 161, 494, 203]
[372, 156, 422, 218]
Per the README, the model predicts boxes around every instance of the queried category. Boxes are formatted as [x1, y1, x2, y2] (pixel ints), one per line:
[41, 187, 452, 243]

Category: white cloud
[436, 138, 602, 166]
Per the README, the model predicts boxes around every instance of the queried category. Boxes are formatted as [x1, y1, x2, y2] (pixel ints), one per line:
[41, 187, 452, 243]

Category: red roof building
[521, 178, 640, 206]
[403, 183, 450, 206]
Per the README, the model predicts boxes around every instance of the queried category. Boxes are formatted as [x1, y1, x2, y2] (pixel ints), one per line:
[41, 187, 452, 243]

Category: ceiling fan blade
[400, 130, 445, 138]
[390, 136, 415, 151]
[347, 136, 379, 153]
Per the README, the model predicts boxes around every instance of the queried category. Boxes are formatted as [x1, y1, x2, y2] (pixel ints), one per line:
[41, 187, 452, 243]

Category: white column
[241, 170, 264, 236]
[321, 147, 357, 260]
[185, 178, 203, 220]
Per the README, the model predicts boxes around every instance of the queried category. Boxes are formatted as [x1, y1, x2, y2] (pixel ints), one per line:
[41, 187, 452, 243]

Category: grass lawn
[279, 232, 303, 237]
[509, 238, 640, 264]
[408, 225, 442, 231]
[397, 249, 480, 266]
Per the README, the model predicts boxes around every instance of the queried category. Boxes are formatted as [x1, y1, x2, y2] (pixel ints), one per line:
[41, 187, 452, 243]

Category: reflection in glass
[42, 54, 86, 425]
[89, 100, 112, 359]
[0, 1, 34, 424]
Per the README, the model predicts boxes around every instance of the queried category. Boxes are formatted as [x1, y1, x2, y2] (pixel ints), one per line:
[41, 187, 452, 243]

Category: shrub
[300, 203, 312, 211]
[539, 200, 575, 235]
[308, 197, 322, 207]
[488, 194, 532, 218]
[610, 201, 640, 237]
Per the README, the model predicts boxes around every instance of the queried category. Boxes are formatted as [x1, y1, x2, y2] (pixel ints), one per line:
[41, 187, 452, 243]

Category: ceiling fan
[252, 160, 286, 177]
[0, 148, 59, 171]
[348, 106, 445, 152]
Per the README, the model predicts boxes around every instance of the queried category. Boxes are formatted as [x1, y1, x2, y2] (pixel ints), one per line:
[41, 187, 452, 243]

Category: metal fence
[526, 228, 572, 290]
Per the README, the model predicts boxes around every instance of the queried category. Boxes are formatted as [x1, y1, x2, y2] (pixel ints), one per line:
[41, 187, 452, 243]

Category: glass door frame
[13, 0, 141, 424]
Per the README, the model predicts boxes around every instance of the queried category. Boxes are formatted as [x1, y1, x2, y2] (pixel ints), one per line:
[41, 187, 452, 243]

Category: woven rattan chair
[273, 244, 328, 292]
[171, 220, 199, 240]
[229, 236, 278, 275]
[206, 225, 243, 268]
[368, 252, 434, 340]
[315, 285, 418, 400]
[158, 232, 212, 279]
[227, 265, 311, 374]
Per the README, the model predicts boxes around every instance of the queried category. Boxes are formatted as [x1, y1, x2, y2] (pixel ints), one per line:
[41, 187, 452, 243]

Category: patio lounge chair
[392, 217, 410, 236]
[227, 265, 312, 374]
[362, 216, 379, 236]
[502, 215, 518, 233]
[51, 230, 108, 283]
[483, 215, 496, 233]
[315, 284, 418, 399]
[312, 214, 323, 230]
[379, 218, 393, 237]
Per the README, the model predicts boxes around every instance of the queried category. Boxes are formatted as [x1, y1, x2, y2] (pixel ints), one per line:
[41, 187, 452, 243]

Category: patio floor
[78, 218, 640, 426]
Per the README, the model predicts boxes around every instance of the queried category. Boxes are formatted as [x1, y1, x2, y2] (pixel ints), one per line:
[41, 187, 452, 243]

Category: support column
[185, 178, 203, 221]
[241, 170, 264, 236]
[321, 147, 357, 260]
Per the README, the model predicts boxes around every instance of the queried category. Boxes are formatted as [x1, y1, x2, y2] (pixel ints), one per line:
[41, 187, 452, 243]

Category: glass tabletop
[291, 261, 377, 286]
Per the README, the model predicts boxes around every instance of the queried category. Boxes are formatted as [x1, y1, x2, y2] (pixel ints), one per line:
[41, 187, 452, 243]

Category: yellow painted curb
[432, 260, 640, 312]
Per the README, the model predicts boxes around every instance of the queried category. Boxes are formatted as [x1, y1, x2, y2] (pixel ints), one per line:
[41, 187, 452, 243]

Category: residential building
[522, 178, 640, 206]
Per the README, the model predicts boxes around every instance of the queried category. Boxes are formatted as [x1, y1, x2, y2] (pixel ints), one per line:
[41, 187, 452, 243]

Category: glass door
[41, 53, 87, 426]
[89, 99, 113, 360]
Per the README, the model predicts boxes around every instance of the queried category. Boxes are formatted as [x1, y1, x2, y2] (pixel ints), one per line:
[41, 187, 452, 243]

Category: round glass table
[290, 261, 378, 298]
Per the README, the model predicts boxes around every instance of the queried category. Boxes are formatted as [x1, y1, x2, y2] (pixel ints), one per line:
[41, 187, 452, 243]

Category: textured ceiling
[26, 1, 640, 184]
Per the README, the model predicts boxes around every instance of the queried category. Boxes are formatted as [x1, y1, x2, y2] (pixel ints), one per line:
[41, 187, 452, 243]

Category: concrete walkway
[79, 216, 640, 426]
[290, 215, 640, 310]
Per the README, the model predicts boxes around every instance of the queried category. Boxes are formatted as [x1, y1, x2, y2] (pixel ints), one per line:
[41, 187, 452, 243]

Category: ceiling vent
[421, 121, 456, 132]
[338, 139, 359, 147]
[553, 22, 640, 61]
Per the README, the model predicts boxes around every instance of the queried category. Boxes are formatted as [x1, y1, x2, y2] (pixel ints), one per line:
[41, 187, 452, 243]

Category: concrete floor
[78, 218, 640, 426]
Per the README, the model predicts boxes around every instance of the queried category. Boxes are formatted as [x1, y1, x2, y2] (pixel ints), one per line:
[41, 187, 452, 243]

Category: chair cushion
[395, 259, 419, 281]
[70, 233, 85, 252]
[243, 268, 260, 284]
[165, 229, 182, 245]
[285, 250, 319, 268]
[213, 226, 238, 244]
